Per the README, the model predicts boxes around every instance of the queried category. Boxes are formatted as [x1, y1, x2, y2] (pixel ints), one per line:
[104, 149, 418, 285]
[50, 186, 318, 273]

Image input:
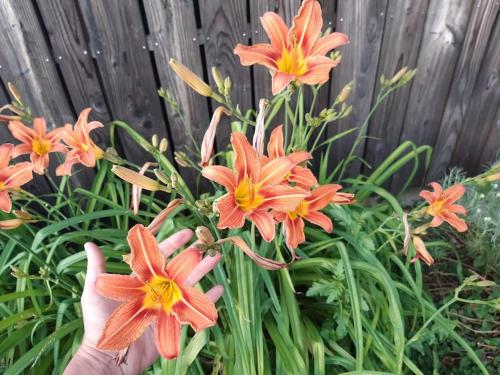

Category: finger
[84, 242, 106, 290]
[205, 285, 224, 302]
[184, 252, 222, 286]
[158, 229, 193, 257]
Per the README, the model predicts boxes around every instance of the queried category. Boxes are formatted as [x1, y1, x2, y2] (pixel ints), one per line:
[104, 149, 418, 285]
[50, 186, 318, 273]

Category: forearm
[64, 344, 123, 375]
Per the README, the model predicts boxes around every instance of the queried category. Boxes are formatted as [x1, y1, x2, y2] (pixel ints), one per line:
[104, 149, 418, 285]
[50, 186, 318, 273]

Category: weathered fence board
[143, 0, 209, 190]
[329, 0, 387, 178]
[391, 0, 473, 191]
[428, 0, 500, 181]
[77, 0, 173, 164]
[364, 0, 429, 180]
[451, 16, 500, 173]
[0, 0, 498, 193]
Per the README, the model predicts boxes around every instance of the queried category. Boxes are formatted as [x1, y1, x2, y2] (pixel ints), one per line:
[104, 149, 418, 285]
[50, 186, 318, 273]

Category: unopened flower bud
[170, 58, 214, 98]
[486, 172, 500, 182]
[0, 219, 25, 230]
[154, 169, 171, 185]
[337, 82, 353, 103]
[151, 134, 159, 148]
[174, 151, 190, 167]
[10, 265, 28, 279]
[170, 173, 178, 189]
[112, 165, 167, 192]
[7, 82, 22, 105]
[212, 67, 225, 93]
[196, 226, 215, 246]
[389, 67, 409, 85]
[103, 147, 123, 164]
[159, 138, 168, 153]
[224, 76, 232, 97]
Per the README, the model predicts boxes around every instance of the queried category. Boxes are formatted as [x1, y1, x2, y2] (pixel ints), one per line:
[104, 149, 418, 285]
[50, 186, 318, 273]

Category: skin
[64, 229, 223, 375]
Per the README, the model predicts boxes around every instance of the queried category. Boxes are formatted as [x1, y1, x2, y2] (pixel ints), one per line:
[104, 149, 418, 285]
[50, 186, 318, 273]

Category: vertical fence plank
[77, 0, 173, 165]
[428, 0, 500, 181]
[199, 0, 253, 149]
[363, 0, 429, 178]
[143, 0, 210, 191]
[390, 0, 473, 191]
[34, 0, 112, 148]
[328, 0, 387, 178]
[0, 0, 74, 125]
[0, 84, 16, 142]
[451, 17, 500, 174]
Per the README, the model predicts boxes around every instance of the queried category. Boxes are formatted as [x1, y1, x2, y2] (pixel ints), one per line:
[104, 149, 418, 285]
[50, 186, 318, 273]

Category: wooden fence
[0, 0, 498, 193]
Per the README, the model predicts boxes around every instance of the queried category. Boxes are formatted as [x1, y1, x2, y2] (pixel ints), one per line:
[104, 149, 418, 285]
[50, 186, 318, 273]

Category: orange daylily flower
[275, 184, 341, 255]
[234, 0, 348, 95]
[96, 224, 218, 359]
[267, 125, 317, 188]
[8, 117, 67, 175]
[0, 144, 33, 213]
[202, 132, 308, 242]
[56, 108, 104, 176]
[419, 182, 467, 232]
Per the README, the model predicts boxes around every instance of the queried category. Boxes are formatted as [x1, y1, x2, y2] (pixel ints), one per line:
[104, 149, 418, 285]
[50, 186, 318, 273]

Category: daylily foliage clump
[1, 1, 498, 374]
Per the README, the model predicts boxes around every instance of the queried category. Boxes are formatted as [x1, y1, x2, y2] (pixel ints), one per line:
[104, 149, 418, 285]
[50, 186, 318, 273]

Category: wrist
[64, 341, 123, 375]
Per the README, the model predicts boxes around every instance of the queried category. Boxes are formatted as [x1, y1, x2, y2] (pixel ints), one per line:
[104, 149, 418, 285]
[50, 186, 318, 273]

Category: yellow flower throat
[142, 276, 182, 312]
[32, 138, 52, 156]
[287, 200, 309, 220]
[276, 46, 308, 76]
[235, 178, 264, 212]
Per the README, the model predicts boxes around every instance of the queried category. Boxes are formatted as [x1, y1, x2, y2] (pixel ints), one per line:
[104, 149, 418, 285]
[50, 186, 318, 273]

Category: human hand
[64, 229, 223, 375]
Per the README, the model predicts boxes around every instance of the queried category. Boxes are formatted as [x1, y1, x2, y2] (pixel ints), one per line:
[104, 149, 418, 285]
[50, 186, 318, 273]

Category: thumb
[84, 242, 106, 291]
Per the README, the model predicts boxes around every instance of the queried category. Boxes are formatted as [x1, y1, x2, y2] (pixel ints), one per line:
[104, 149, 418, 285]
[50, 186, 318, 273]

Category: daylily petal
[201, 106, 229, 167]
[272, 72, 294, 95]
[259, 185, 309, 211]
[288, 151, 312, 164]
[0, 191, 12, 213]
[215, 194, 246, 229]
[232, 132, 260, 182]
[202, 165, 237, 191]
[128, 224, 166, 282]
[332, 192, 356, 205]
[234, 43, 279, 70]
[31, 154, 49, 175]
[55, 151, 79, 176]
[96, 274, 145, 301]
[155, 312, 181, 359]
[248, 210, 276, 242]
[429, 182, 443, 196]
[419, 190, 436, 204]
[174, 286, 218, 332]
[311, 32, 349, 56]
[304, 211, 333, 232]
[259, 157, 294, 186]
[221, 236, 286, 270]
[430, 215, 444, 228]
[289, 0, 323, 56]
[289, 166, 317, 188]
[442, 212, 468, 232]
[0, 144, 13, 170]
[261, 12, 289, 50]
[33, 117, 47, 136]
[267, 125, 285, 159]
[166, 248, 203, 284]
[8, 121, 35, 144]
[11, 144, 32, 158]
[299, 55, 338, 85]
[97, 298, 157, 350]
[283, 216, 305, 252]
[4, 162, 33, 189]
[443, 184, 465, 204]
[449, 204, 467, 215]
[148, 199, 183, 235]
[132, 162, 153, 216]
[307, 184, 342, 211]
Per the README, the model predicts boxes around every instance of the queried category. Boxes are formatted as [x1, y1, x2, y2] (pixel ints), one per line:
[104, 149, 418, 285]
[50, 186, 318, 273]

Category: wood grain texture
[328, 0, 387, 178]
[427, 0, 500, 181]
[391, 0, 472, 191]
[199, 0, 253, 149]
[0, 0, 74, 126]
[363, 0, 429, 177]
[451, 16, 500, 174]
[143, 0, 210, 191]
[77, 0, 172, 164]
[0, 84, 15, 142]
[34, 0, 111, 148]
